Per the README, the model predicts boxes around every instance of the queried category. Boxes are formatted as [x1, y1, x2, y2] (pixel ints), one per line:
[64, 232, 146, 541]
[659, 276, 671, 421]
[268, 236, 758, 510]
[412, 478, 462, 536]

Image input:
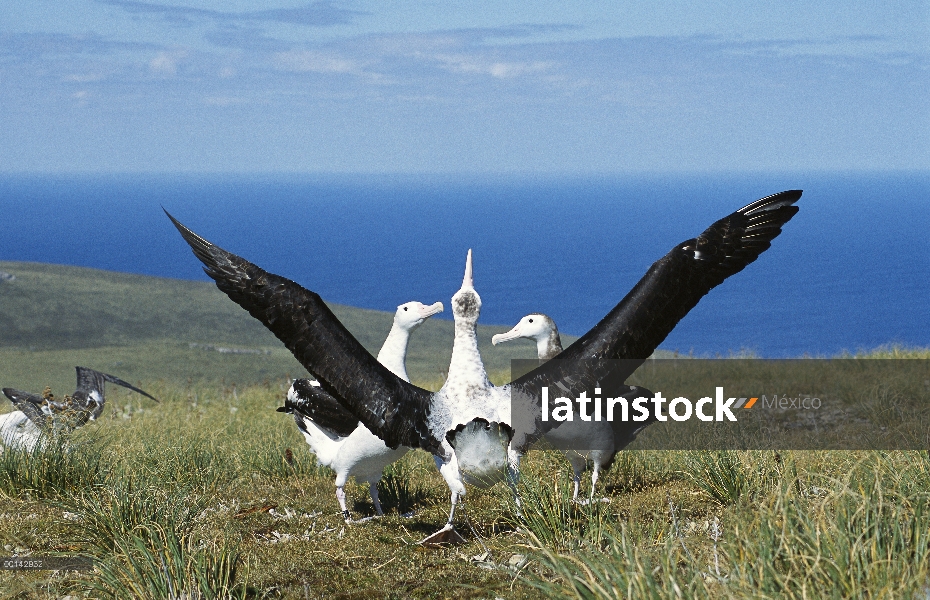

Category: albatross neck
[376, 322, 413, 383]
[537, 329, 563, 361]
[446, 316, 490, 389]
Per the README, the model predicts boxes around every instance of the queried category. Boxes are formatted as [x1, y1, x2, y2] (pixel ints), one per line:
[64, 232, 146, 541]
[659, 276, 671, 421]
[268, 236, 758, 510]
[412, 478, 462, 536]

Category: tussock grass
[56, 478, 245, 599]
[685, 451, 750, 506]
[3, 360, 929, 597]
[509, 469, 612, 549]
[519, 452, 930, 599]
[0, 434, 106, 500]
[845, 344, 930, 359]
[377, 458, 435, 516]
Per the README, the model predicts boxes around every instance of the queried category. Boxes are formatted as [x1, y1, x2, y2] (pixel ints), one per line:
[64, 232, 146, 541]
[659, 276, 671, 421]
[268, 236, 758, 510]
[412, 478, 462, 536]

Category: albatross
[165, 190, 801, 539]
[2, 367, 159, 443]
[493, 313, 625, 502]
[0, 411, 41, 453]
[277, 300, 443, 522]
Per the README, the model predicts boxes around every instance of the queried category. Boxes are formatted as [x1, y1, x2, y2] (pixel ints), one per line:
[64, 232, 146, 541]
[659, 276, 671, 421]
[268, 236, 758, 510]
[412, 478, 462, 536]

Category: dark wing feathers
[512, 190, 801, 439]
[277, 379, 360, 438]
[74, 367, 158, 420]
[2, 388, 50, 430]
[547, 190, 798, 367]
[99, 372, 159, 404]
[166, 210, 440, 454]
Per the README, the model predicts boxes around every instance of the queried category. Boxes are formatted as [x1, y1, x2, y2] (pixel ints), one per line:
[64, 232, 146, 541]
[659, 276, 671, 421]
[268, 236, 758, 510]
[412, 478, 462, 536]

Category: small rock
[508, 554, 527, 569]
[467, 551, 498, 570]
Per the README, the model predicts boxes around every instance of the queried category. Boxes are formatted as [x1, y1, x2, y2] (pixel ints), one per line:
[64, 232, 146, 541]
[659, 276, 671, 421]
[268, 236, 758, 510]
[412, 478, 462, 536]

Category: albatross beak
[419, 301, 444, 318]
[461, 249, 474, 290]
[492, 324, 524, 345]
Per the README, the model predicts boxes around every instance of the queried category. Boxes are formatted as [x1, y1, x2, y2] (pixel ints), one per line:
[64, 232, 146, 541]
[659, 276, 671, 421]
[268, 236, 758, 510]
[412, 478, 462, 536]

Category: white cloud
[431, 53, 553, 79]
[273, 50, 361, 74]
[63, 73, 107, 83]
[149, 50, 187, 76]
[203, 95, 248, 106]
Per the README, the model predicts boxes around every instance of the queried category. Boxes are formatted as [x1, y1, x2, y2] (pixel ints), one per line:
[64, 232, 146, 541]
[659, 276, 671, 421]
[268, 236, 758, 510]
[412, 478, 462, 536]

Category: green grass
[1, 262, 929, 598]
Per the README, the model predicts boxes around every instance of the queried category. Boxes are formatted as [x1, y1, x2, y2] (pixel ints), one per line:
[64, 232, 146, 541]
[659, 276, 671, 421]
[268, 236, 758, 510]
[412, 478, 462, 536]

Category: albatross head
[451, 249, 481, 325]
[394, 301, 444, 331]
[492, 314, 556, 345]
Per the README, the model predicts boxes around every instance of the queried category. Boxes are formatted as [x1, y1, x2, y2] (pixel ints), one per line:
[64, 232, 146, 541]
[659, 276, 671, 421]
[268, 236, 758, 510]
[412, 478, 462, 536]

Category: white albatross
[0, 411, 41, 453]
[165, 190, 802, 541]
[277, 300, 443, 522]
[493, 313, 620, 501]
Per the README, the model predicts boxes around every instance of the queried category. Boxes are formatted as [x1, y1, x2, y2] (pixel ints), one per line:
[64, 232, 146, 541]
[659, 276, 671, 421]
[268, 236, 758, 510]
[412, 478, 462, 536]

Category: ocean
[1, 171, 927, 357]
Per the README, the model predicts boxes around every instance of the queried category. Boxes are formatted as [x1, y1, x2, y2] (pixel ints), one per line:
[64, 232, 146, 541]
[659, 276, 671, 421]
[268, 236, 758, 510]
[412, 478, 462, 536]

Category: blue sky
[1, 1, 927, 173]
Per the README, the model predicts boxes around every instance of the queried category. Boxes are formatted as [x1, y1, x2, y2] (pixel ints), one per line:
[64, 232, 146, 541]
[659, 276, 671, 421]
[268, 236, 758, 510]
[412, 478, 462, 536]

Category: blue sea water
[1, 172, 927, 357]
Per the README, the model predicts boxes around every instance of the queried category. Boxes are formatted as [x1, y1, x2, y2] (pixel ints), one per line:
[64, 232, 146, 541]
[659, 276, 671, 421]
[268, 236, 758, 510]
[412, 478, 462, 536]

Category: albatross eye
[403, 307, 408, 311]
[528, 318, 534, 323]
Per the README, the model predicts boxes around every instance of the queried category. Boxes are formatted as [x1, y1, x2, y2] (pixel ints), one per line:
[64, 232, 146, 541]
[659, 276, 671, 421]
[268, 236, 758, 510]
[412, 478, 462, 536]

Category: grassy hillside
[0, 261, 571, 392]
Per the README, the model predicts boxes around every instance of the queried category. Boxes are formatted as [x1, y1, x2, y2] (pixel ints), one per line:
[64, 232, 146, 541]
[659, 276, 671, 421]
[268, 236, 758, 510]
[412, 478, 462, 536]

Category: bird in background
[1, 366, 159, 449]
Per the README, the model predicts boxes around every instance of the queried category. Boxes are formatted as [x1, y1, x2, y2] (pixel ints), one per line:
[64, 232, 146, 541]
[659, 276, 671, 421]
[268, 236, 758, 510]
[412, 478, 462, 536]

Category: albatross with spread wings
[2, 367, 159, 449]
[166, 189, 801, 541]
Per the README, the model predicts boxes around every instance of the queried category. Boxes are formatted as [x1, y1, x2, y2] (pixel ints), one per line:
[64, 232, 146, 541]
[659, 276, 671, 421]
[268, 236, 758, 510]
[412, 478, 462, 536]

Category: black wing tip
[1, 388, 36, 404]
[77, 366, 160, 403]
[164, 207, 257, 285]
[739, 190, 803, 215]
[163, 207, 184, 231]
[163, 210, 213, 252]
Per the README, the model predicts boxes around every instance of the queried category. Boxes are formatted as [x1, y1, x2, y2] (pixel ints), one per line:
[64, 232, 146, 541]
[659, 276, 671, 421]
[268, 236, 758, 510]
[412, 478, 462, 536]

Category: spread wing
[166, 210, 441, 455]
[510, 190, 802, 446]
[2, 388, 50, 431]
[277, 379, 360, 438]
[75, 367, 159, 419]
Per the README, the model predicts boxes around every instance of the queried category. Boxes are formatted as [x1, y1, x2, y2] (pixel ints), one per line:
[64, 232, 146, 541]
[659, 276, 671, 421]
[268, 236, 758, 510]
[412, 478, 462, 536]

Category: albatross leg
[335, 486, 351, 523]
[419, 451, 467, 547]
[506, 446, 524, 516]
[446, 490, 458, 525]
[566, 452, 587, 502]
[369, 482, 384, 516]
[419, 490, 466, 547]
[590, 461, 600, 502]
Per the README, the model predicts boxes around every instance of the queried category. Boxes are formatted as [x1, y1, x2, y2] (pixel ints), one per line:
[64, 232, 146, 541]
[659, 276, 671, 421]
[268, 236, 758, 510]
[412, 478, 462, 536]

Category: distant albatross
[277, 300, 443, 522]
[166, 190, 801, 539]
[2, 367, 159, 442]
